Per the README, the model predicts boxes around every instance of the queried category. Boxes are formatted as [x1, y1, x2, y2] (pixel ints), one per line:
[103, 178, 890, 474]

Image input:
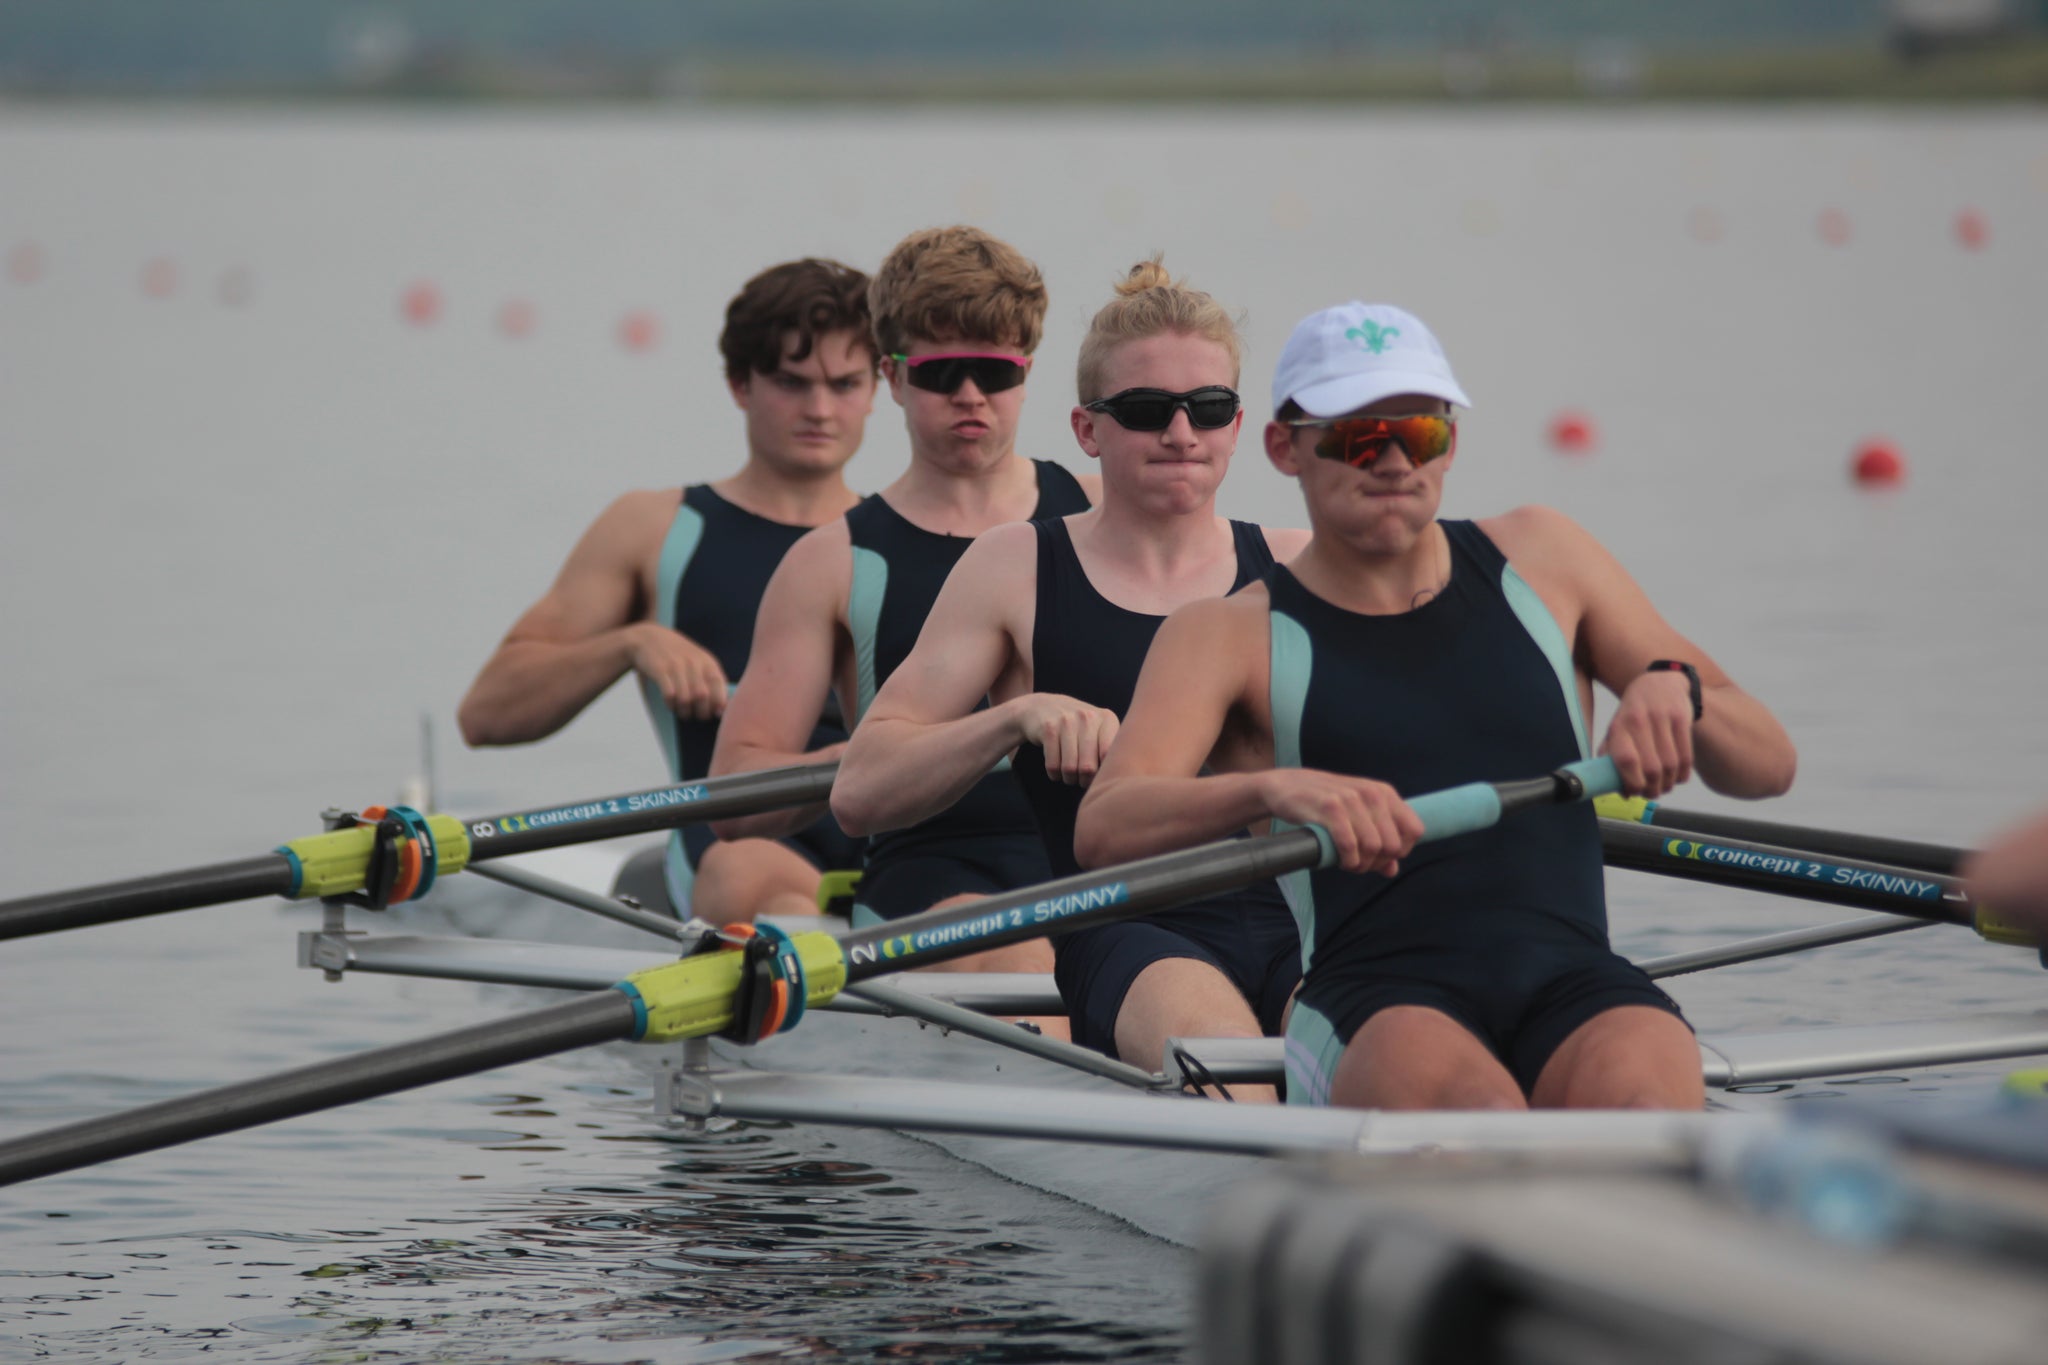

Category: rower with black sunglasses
[832, 259, 1310, 1086]
[1077, 301, 1797, 1112]
[710, 226, 1097, 1016]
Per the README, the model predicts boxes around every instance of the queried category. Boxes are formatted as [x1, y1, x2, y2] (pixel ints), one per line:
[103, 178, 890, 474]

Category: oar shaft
[840, 828, 1326, 980]
[841, 759, 1621, 980]
[0, 992, 639, 1188]
[1609, 801, 1965, 876]
[0, 762, 840, 941]
[1602, 820, 1979, 929]
[464, 763, 837, 861]
[0, 856, 294, 941]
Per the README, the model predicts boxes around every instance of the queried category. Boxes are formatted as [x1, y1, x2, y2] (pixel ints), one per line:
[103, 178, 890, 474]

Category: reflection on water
[5, 103, 2048, 1363]
[1, 1082, 1185, 1363]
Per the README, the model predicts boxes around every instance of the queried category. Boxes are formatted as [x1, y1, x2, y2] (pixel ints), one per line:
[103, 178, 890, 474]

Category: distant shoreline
[4, 39, 2046, 105]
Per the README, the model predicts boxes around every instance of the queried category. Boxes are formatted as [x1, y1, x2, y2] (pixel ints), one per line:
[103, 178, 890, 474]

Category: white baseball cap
[1271, 302, 1471, 417]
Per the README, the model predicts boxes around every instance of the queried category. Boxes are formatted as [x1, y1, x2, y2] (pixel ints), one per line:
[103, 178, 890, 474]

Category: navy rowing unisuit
[1013, 517, 1301, 1056]
[845, 460, 1092, 925]
[1269, 520, 1687, 1104]
[642, 484, 863, 911]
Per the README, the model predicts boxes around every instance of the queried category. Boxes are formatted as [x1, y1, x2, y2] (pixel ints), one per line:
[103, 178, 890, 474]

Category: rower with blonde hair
[832, 257, 1307, 1084]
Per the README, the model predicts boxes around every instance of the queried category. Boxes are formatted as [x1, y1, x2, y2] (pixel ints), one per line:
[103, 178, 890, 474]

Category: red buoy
[1851, 440, 1905, 487]
[401, 281, 442, 327]
[1817, 207, 1852, 247]
[498, 299, 535, 339]
[1548, 411, 1597, 454]
[141, 258, 178, 299]
[7, 241, 44, 284]
[1955, 208, 1989, 251]
[619, 310, 659, 352]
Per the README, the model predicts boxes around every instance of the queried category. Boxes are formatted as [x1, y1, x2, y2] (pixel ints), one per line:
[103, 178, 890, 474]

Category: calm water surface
[4, 106, 2048, 1361]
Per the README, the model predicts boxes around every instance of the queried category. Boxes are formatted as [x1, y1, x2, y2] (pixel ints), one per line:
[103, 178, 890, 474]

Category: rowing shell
[309, 836, 2048, 1248]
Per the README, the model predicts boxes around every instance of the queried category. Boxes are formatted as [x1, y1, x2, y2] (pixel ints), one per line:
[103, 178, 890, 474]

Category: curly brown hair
[719, 258, 875, 387]
[868, 226, 1048, 358]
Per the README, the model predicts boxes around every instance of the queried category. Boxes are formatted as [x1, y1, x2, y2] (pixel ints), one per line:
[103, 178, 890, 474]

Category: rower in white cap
[1077, 301, 1798, 1111]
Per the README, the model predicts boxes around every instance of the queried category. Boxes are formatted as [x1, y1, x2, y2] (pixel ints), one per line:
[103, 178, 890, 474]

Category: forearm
[833, 706, 1024, 837]
[708, 737, 846, 839]
[1075, 771, 1275, 870]
[458, 629, 639, 745]
[1693, 685, 1797, 798]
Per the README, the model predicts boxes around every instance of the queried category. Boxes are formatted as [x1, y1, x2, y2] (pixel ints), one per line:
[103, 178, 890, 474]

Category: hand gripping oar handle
[0, 758, 1615, 1188]
[0, 762, 840, 941]
[832, 756, 1622, 979]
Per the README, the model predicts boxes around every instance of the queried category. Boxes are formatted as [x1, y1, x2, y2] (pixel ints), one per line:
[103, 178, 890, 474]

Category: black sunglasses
[1083, 386, 1241, 432]
[890, 351, 1031, 395]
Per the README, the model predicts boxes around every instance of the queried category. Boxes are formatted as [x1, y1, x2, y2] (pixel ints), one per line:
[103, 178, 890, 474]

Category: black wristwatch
[1646, 660, 1703, 723]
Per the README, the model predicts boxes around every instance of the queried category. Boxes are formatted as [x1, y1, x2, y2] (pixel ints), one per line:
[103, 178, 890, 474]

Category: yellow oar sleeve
[277, 814, 472, 900]
[618, 932, 847, 1043]
[1594, 794, 1652, 823]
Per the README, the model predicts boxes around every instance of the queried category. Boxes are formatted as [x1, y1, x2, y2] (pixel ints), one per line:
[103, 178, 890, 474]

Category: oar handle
[838, 758, 1624, 979]
[1403, 757, 1619, 850]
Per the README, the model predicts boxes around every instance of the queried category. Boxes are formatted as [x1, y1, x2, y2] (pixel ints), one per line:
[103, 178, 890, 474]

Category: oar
[0, 757, 1618, 1187]
[0, 763, 838, 941]
[1596, 795, 1965, 876]
[1600, 818, 2040, 948]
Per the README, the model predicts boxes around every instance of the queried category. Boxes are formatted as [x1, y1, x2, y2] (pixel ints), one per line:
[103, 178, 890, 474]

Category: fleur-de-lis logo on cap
[1345, 320, 1400, 354]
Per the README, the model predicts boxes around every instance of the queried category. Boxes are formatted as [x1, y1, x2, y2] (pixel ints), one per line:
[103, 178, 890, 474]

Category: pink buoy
[1548, 411, 1597, 455]
[1817, 208, 1852, 247]
[1955, 208, 1988, 251]
[7, 241, 44, 284]
[498, 299, 535, 339]
[401, 281, 442, 327]
[619, 310, 659, 352]
[141, 257, 178, 298]
[1851, 440, 1905, 487]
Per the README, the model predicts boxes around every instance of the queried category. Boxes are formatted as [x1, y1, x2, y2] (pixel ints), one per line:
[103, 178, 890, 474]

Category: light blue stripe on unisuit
[849, 545, 889, 724]
[849, 901, 884, 930]
[1283, 998, 1342, 1106]
[647, 499, 705, 909]
[642, 499, 706, 782]
[1267, 609, 1320, 973]
[1501, 562, 1590, 759]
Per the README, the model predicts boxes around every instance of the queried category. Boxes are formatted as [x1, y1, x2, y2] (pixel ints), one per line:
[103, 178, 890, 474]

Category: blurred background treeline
[3, 0, 2047, 102]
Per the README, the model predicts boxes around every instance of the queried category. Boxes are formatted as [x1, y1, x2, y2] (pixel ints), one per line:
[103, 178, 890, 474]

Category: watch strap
[1647, 660, 1703, 723]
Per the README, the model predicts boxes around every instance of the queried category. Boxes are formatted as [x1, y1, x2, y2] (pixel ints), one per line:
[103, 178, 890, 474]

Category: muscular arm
[708, 523, 853, 839]
[833, 526, 1116, 836]
[1076, 594, 1420, 875]
[458, 491, 724, 745]
[1492, 506, 1796, 799]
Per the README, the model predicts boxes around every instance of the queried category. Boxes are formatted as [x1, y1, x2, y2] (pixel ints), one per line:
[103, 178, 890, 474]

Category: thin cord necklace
[1410, 531, 1448, 610]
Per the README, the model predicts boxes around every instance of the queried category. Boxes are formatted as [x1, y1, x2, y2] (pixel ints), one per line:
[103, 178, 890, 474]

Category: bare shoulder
[1478, 503, 1593, 558]
[762, 517, 855, 620]
[564, 487, 680, 562]
[1158, 581, 1270, 654]
[1259, 525, 1313, 561]
[1073, 469, 1105, 505]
